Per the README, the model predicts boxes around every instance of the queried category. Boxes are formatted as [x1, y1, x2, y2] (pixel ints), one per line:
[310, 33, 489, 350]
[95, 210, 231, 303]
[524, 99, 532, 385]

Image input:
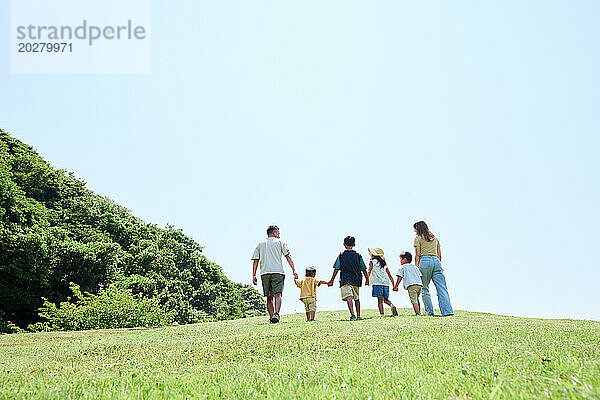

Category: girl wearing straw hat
[367, 248, 398, 317]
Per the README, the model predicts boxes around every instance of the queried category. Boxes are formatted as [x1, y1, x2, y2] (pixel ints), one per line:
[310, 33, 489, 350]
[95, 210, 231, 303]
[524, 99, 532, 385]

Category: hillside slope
[0, 129, 264, 328]
[1, 309, 599, 399]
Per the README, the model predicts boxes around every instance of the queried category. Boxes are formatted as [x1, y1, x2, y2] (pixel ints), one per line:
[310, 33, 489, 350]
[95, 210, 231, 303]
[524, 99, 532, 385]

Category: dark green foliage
[0, 311, 25, 334]
[0, 129, 265, 330]
[236, 283, 267, 318]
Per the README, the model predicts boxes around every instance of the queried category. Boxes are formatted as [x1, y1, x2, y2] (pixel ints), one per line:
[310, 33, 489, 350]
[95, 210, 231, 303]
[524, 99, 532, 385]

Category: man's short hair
[344, 236, 355, 247]
[305, 267, 316, 277]
[266, 225, 279, 236]
[400, 251, 413, 263]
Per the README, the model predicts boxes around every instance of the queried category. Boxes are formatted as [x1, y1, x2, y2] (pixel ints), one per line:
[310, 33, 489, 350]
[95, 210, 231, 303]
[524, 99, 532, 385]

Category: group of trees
[0, 129, 264, 332]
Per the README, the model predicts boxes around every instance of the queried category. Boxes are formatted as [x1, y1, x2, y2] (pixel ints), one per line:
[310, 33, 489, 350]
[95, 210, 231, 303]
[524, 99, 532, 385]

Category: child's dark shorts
[372, 285, 389, 299]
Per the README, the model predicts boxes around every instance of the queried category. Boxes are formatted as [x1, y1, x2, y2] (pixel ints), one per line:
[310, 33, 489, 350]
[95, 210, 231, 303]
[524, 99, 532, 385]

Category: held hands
[293, 271, 299, 280]
[393, 286, 399, 292]
[327, 280, 334, 287]
[252, 275, 257, 285]
[364, 279, 369, 286]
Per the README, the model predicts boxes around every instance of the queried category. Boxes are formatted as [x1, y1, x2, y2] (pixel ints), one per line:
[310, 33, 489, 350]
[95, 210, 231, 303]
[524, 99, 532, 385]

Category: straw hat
[368, 247, 385, 262]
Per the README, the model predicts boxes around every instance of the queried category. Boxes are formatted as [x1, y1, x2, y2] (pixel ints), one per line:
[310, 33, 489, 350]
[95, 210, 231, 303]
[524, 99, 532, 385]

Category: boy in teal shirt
[327, 236, 369, 321]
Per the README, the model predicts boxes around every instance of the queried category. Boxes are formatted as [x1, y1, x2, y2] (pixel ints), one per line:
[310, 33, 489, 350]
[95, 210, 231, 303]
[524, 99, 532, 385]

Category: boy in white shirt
[392, 251, 423, 315]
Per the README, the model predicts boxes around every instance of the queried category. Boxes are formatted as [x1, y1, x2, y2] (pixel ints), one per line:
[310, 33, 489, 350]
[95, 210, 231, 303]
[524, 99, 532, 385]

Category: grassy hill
[1, 309, 599, 399]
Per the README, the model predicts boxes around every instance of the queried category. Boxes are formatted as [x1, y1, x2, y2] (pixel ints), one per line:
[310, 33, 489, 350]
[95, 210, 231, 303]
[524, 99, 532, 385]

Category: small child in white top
[392, 251, 423, 315]
[367, 247, 398, 317]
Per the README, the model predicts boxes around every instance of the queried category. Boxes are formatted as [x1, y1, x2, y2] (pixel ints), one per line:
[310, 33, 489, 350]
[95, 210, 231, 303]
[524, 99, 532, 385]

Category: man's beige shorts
[340, 285, 360, 301]
[301, 297, 317, 313]
[407, 284, 422, 305]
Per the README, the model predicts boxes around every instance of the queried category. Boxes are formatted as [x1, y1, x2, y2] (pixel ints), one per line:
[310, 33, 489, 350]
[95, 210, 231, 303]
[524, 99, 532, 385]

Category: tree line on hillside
[0, 129, 264, 332]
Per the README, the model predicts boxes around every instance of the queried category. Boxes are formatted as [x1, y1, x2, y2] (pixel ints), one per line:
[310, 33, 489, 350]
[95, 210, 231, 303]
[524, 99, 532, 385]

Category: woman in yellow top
[413, 221, 453, 316]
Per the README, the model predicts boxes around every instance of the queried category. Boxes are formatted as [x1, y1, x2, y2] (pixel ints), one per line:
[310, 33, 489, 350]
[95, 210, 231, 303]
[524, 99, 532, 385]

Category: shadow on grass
[329, 316, 377, 322]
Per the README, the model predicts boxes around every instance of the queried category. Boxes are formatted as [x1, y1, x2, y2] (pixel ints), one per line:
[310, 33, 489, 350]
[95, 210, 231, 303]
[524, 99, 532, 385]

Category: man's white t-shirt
[396, 263, 423, 289]
[251, 237, 290, 275]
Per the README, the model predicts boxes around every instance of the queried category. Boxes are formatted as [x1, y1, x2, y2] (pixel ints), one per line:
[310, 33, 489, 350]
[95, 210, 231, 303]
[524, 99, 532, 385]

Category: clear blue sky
[2, 1, 599, 320]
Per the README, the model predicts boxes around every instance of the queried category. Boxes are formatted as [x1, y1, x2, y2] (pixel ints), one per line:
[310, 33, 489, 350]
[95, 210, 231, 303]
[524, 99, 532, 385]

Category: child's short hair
[305, 267, 316, 277]
[344, 236, 355, 246]
[400, 251, 413, 263]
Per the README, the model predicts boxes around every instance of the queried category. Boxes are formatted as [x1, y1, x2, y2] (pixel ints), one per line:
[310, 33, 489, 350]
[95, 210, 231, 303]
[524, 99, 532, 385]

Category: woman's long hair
[414, 221, 435, 241]
[373, 255, 386, 268]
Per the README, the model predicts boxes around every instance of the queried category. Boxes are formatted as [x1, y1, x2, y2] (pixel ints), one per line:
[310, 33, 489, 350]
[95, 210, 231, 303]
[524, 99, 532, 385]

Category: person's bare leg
[266, 296, 274, 318]
[305, 311, 310, 321]
[413, 302, 421, 315]
[310, 310, 316, 320]
[378, 298, 384, 315]
[345, 297, 355, 316]
[274, 292, 282, 315]
[384, 298, 398, 316]
[355, 299, 361, 317]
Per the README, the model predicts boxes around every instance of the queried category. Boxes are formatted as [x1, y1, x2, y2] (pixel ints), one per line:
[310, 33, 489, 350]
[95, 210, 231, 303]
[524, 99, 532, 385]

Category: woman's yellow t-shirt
[414, 235, 439, 256]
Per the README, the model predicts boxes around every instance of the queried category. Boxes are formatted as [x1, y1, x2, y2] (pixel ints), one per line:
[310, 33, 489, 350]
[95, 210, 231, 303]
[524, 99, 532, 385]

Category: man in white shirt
[252, 225, 298, 323]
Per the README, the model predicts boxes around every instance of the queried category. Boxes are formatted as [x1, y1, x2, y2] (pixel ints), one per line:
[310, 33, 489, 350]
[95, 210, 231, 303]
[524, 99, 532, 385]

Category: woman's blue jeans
[419, 255, 453, 316]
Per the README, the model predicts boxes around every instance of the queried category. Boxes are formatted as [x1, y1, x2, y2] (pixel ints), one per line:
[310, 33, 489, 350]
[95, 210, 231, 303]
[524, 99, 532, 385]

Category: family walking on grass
[251, 221, 453, 322]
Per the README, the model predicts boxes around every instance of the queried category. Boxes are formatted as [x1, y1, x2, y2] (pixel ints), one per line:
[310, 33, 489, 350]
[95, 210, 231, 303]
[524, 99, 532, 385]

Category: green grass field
[1, 309, 599, 399]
